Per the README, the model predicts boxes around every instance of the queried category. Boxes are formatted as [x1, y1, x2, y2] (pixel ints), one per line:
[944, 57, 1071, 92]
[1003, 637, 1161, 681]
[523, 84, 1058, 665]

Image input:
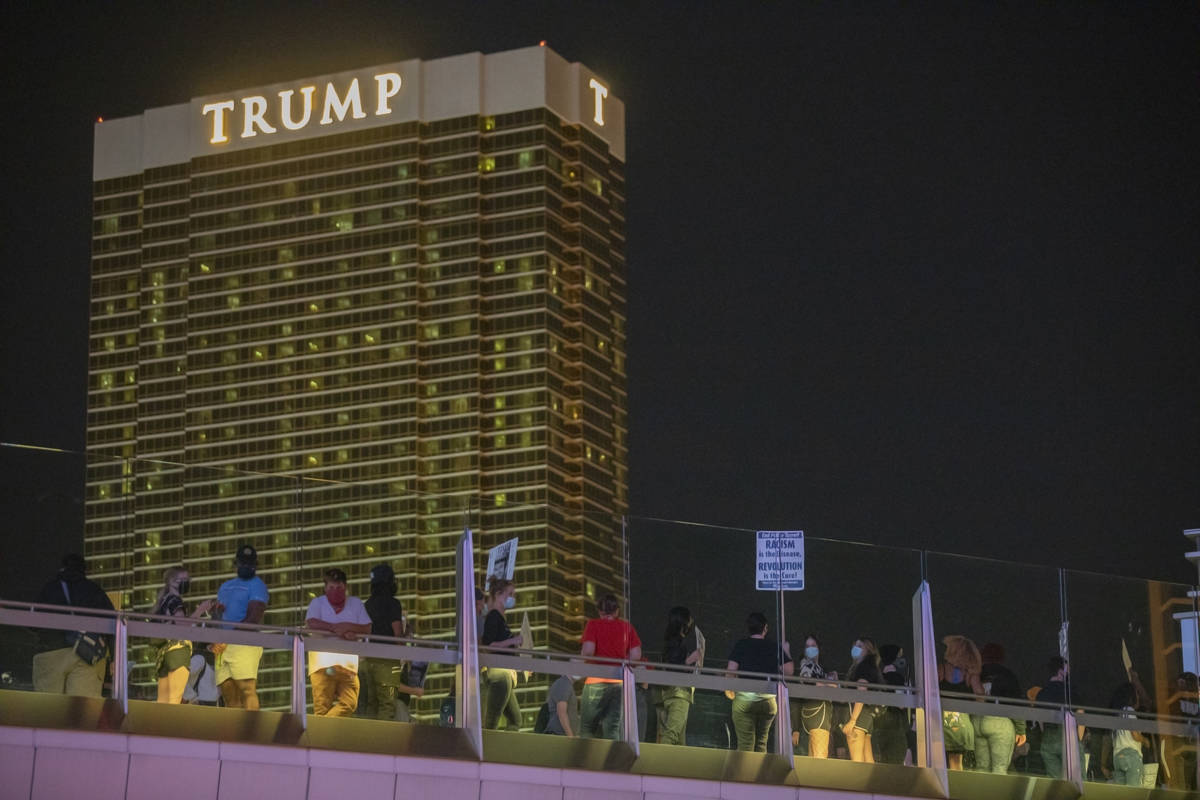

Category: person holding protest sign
[481, 577, 523, 729]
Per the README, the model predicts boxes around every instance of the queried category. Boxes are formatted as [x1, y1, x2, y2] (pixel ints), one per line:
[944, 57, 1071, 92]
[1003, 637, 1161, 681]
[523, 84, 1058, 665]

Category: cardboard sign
[486, 537, 519, 584]
[756, 530, 804, 591]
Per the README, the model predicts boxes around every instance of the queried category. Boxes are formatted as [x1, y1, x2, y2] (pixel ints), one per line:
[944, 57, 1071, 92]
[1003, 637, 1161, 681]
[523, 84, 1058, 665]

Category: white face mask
[504, 595, 516, 610]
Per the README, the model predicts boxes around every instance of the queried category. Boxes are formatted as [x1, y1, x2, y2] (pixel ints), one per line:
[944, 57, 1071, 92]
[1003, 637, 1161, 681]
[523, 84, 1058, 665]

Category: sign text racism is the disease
[755, 530, 804, 591]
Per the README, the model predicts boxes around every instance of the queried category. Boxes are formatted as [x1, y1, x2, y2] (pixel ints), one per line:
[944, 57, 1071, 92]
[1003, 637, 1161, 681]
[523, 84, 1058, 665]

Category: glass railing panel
[467, 504, 629, 733]
[1065, 570, 1196, 717]
[301, 628, 458, 722]
[640, 663, 775, 751]
[1074, 706, 1199, 790]
[926, 551, 1063, 776]
[782, 537, 923, 761]
[1065, 569, 1199, 790]
[0, 600, 119, 696]
[629, 517, 784, 672]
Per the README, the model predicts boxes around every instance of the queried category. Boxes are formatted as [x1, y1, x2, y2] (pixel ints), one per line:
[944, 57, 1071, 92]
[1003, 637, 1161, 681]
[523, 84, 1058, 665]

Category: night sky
[3, 1, 1198, 597]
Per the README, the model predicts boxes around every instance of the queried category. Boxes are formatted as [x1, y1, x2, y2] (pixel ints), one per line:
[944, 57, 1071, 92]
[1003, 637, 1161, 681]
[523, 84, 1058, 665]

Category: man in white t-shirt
[305, 567, 371, 716]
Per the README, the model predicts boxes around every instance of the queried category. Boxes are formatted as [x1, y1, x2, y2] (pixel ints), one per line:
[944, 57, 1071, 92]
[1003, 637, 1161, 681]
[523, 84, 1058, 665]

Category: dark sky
[3, 1, 1198, 587]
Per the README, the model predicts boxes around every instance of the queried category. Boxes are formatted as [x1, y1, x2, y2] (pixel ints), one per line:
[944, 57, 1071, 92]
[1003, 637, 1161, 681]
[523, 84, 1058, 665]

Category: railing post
[1062, 709, 1083, 790]
[291, 632, 307, 728]
[457, 527, 483, 758]
[912, 581, 948, 793]
[621, 663, 640, 756]
[775, 678, 795, 767]
[112, 614, 128, 714]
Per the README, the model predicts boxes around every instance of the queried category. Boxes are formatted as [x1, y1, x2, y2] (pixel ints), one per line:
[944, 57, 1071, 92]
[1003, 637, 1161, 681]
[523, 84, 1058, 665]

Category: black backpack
[533, 701, 551, 733]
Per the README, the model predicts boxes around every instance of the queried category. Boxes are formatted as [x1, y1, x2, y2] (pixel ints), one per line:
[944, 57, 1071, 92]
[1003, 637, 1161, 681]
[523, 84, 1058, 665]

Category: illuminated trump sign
[184, 51, 622, 162]
[201, 72, 403, 144]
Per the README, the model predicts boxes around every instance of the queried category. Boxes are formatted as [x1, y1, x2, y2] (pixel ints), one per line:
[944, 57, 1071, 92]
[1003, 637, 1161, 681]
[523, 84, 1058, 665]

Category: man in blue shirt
[213, 544, 269, 709]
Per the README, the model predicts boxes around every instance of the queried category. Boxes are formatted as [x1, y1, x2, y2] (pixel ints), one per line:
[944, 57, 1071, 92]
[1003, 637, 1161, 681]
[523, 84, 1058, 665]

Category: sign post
[756, 530, 805, 668]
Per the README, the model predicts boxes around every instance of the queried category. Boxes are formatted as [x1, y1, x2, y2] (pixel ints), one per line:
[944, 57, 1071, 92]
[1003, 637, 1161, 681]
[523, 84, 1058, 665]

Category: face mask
[176, 579, 191, 595]
[326, 585, 347, 606]
[894, 657, 908, 675]
[949, 667, 963, 684]
[850, 645, 863, 660]
[504, 595, 516, 610]
[237, 565, 256, 580]
[805, 646, 819, 660]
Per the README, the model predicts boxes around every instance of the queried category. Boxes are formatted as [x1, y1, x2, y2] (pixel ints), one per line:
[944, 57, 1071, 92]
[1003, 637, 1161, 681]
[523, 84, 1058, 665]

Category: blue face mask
[804, 646, 819, 660]
[850, 645, 864, 660]
[504, 595, 516, 610]
[950, 667, 963, 684]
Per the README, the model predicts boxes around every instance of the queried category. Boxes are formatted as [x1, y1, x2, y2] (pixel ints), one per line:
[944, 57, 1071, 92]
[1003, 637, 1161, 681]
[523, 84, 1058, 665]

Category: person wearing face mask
[33, 554, 114, 696]
[305, 567, 372, 716]
[212, 544, 270, 710]
[842, 637, 883, 763]
[151, 566, 215, 703]
[939, 634, 984, 770]
[362, 563, 405, 720]
[657, 606, 700, 745]
[481, 577, 524, 729]
[794, 633, 834, 758]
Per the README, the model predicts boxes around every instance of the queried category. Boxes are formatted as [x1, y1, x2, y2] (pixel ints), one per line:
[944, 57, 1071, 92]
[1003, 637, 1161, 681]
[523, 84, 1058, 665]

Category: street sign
[756, 530, 804, 591]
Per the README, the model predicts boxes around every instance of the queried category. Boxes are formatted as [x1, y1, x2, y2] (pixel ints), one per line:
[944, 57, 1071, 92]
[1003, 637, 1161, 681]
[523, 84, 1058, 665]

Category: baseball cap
[234, 543, 258, 566]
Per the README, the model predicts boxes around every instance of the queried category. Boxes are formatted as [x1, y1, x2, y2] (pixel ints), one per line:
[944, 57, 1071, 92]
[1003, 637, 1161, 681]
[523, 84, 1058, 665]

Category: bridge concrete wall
[0, 725, 916, 800]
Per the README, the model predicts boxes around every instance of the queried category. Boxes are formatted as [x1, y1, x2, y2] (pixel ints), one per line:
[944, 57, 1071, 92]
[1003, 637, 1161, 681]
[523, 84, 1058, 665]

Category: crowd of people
[26, 551, 1200, 788]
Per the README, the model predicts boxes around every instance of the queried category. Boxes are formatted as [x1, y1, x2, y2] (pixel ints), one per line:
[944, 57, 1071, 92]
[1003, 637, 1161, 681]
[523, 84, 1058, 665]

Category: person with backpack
[542, 672, 581, 736]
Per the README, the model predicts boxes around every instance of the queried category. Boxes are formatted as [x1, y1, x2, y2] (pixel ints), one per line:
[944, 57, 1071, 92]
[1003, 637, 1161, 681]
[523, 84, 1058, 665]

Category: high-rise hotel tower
[86, 47, 627, 712]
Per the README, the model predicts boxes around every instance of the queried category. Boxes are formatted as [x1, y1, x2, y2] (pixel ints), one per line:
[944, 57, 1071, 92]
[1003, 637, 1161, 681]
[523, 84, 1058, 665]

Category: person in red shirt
[579, 593, 642, 739]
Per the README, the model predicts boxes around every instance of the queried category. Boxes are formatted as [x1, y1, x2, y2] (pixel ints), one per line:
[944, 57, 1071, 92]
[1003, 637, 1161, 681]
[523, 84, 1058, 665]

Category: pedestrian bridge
[2, 529, 1197, 800]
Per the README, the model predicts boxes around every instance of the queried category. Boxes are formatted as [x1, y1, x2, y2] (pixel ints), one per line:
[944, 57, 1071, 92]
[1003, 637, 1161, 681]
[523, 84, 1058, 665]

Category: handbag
[66, 630, 108, 665]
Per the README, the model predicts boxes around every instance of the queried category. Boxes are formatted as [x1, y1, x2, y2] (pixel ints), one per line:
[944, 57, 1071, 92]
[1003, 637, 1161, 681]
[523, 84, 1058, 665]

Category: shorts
[214, 644, 263, 683]
[800, 700, 832, 733]
[156, 643, 192, 678]
[854, 704, 877, 734]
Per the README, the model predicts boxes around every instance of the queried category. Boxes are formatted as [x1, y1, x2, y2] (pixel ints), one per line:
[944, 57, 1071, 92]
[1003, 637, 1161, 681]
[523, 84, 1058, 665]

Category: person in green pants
[658, 607, 700, 745]
[726, 612, 794, 752]
[362, 563, 405, 719]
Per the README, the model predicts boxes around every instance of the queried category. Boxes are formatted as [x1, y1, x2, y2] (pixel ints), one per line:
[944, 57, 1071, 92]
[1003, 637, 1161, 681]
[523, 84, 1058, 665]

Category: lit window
[494, 340, 505, 352]
[479, 157, 495, 173]
[333, 214, 354, 232]
[518, 150, 533, 169]
[493, 260, 506, 274]
[494, 397, 505, 410]
[483, 116, 496, 131]
[494, 493, 506, 508]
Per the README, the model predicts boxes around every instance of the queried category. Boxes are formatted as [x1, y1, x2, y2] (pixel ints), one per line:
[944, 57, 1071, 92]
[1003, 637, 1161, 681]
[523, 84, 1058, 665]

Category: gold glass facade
[86, 104, 628, 716]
